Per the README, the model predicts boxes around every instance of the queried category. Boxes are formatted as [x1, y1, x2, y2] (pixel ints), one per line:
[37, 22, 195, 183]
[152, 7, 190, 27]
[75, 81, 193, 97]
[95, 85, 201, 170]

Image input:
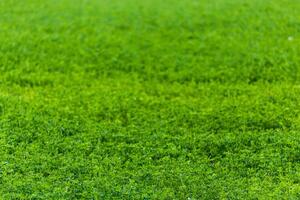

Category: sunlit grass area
[0, 0, 300, 199]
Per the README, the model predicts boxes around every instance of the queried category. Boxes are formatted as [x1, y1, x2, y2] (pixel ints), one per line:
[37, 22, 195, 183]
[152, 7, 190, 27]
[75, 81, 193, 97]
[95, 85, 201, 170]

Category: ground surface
[0, 0, 300, 199]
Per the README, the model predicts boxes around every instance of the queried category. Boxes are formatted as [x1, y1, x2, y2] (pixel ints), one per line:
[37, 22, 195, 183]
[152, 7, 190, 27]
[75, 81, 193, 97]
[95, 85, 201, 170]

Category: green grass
[0, 0, 300, 199]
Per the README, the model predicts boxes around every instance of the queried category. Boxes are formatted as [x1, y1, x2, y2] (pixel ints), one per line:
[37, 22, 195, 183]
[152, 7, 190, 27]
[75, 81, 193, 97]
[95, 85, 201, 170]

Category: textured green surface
[0, 0, 300, 199]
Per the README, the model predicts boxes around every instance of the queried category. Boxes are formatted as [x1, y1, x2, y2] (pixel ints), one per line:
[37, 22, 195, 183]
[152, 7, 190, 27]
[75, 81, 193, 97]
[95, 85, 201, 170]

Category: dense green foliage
[0, 0, 300, 199]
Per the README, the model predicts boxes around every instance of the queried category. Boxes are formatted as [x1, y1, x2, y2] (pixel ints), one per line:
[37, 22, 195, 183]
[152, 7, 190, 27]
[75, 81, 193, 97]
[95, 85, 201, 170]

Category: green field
[1, 0, 300, 199]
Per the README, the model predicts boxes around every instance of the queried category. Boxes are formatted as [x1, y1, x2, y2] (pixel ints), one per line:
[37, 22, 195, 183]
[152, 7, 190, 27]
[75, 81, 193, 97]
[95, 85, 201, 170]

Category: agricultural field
[0, 0, 300, 199]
